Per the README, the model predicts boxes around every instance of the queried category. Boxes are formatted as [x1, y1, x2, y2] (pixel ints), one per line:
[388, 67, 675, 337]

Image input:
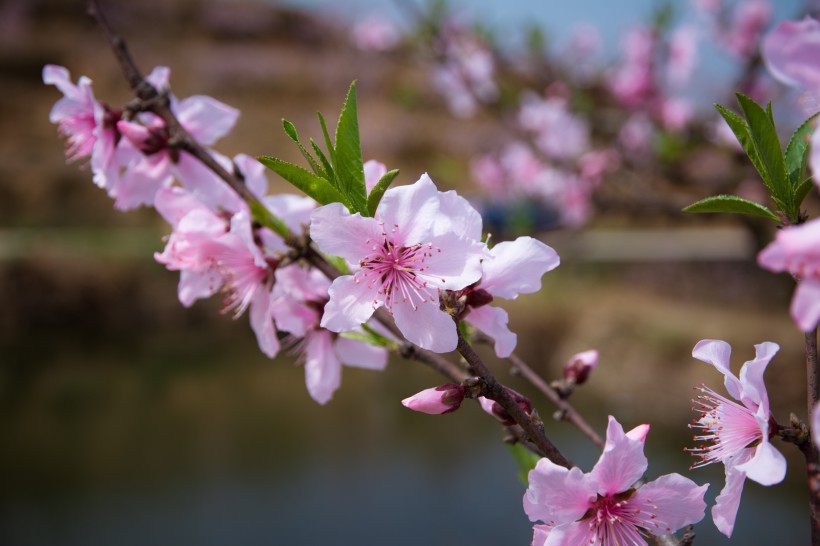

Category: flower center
[686, 384, 763, 469]
[582, 490, 672, 544]
[356, 223, 441, 312]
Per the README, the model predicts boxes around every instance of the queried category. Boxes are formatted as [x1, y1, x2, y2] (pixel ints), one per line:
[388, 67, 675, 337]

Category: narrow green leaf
[366, 169, 400, 216]
[785, 113, 819, 190]
[736, 93, 793, 218]
[310, 137, 334, 180]
[317, 111, 335, 164]
[682, 194, 779, 221]
[282, 119, 299, 142]
[257, 156, 346, 206]
[765, 101, 775, 126]
[506, 443, 541, 485]
[795, 177, 816, 208]
[334, 81, 369, 215]
[322, 253, 350, 275]
[714, 104, 769, 192]
[281, 119, 325, 177]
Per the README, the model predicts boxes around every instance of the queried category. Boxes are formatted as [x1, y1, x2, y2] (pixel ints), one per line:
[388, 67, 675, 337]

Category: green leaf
[257, 156, 346, 206]
[339, 325, 394, 348]
[281, 119, 325, 177]
[682, 194, 780, 221]
[366, 168, 400, 216]
[248, 200, 291, 239]
[795, 177, 816, 208]
[735, 93, 793, 218]
[322, 253, 350, 275]
[714, 104, 769, 191]
[310, 137, 334, 180]
[334, 81, 369, 215]
[317, 111, 335, 165]
[506, 443, 541, 485]
[785, 113, 819, 191]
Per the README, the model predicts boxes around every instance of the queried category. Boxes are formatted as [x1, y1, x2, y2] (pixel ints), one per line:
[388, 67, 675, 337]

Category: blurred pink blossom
[351, 15, 399, 51]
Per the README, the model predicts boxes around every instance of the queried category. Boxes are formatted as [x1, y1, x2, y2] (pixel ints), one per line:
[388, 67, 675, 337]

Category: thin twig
[456, 329, 572, 468]
[805, 328, 820, 546]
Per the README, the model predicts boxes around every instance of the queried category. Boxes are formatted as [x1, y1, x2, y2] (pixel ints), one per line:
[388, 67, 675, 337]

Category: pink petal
[417, 232, 485, 291]
[625, 423, 650, 444]
[43, 65, 76, 98]
[711, 454, 751, 538]
[813, 404, 820, 451]
[538, 521, 591, 546]
[304, 330, 341, 405]
[310, 203, 384, 264]
[178, 269, 222, 307]
[335, 336, 387, 370]
[530, 524, 551, 546]
[811, 127, 820, 183]
[736, 440, 786, 486]
[401, 384, 463, 414]
[320, 275, 379, 333]
[176, 95, 239, 146]
[233, 153, 268, 199]
[792, 279, 820, 332]
[114, 154, 173, 210]
[174, 152, 245, 214]
[738, 341, 778, 411]
[465, 304, 517, 357]
[589, 416, 648, 496]
[762, 17, 820, 91]
[363, 159, 387, 193]
[392, 297, 457, 353]
[155, 187, 208, 228]
[435, 188, 484, 241]
[375, 173, 440, 247]
[145, 66, 170, 91]
[480, 237, 559, 299]
[524, 458, 594, 525]
[692, 339, 743, 401]
[249, 287, 279, 359]
[634, 474, 708, 536]
[264, 193, 317, 233]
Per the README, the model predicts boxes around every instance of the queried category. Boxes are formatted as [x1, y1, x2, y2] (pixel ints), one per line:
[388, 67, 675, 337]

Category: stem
[805, 328, 820, 546]
[456, 329, 572, 468]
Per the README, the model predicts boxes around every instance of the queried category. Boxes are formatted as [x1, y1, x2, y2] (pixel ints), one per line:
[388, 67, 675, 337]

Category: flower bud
[563, 349, 599, 385]
[401, 383, 465, 415]
[478, 388, 533, 426]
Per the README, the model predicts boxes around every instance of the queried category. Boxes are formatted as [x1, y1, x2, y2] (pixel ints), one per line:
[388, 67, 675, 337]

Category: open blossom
[524, 416, 707, 546]
[758, 220, 820, 332]
[310, 174, 485, 353]
[689, 339, 786, 537]
[273, 265, 387, 405]
[43, 64, 122, 190]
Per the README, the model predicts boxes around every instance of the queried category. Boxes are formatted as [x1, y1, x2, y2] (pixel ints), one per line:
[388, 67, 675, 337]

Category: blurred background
[1, 0, 817, 544]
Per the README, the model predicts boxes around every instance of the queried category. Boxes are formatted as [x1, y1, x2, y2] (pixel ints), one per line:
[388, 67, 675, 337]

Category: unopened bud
[563, 349, 599, 385]
[401, 383, 465, 415]
[478, 388, 533, 426]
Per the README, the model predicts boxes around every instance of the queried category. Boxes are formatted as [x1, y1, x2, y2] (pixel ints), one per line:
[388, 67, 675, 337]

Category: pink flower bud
[478, 388, 533, 425]
[401, 384, 465, 415]
[563, 349, 598, 385]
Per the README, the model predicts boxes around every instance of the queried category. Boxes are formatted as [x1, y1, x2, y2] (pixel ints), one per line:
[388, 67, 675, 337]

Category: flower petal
[304, 330, 341, 405]
[310, 203, 384, 264]
[589, 416, 648, 496]
[792, 279, 820, 332]
[435, 188, 483, 241]
[363, 159, 387, 193]
[692, 339, 743, 401]
[465, 304, 517, 357]
[711, 456, 750, 538]
[738, 341, 779, 411]
[480, 237, 559, 299]
[178, 269, 222, 307]
[762, 17, 820, 91]
[335, 335, 388, 370]
[634, 473, 708, 536]
[524, 458, 594, 525]
[249, 287, 279, 358]
[176, 95, 239, 146]
[320, 275, 379, 332]
[392, 297, 457, 353]
[736, 440, 787, 486]
[375, 173, 439, 247]
[417, 232, 484, 291]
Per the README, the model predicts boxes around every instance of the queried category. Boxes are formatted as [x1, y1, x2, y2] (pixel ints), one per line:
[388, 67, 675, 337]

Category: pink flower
[667, 26, 699, 86]
[309, 174, 485, 353]
[114, 66, 239, 209]
[758, 220, 820, 332]
[351, 15, 399, 51]
[518, 95, 590, 160]
[524, 416, 707, 545]
[401, 383, 465, 415]
[461, 236, 560, 357]
[689, 339, 786, 537]
[43, 64, 122, 190]
[721, 0, 772, 59]
[273, 265, 387, 405]
[363, 159, 386, 193]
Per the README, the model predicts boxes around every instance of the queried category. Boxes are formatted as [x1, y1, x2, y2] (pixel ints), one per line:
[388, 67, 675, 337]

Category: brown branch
[805, 328, 820, 546]
[456, 329, 572, 468]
